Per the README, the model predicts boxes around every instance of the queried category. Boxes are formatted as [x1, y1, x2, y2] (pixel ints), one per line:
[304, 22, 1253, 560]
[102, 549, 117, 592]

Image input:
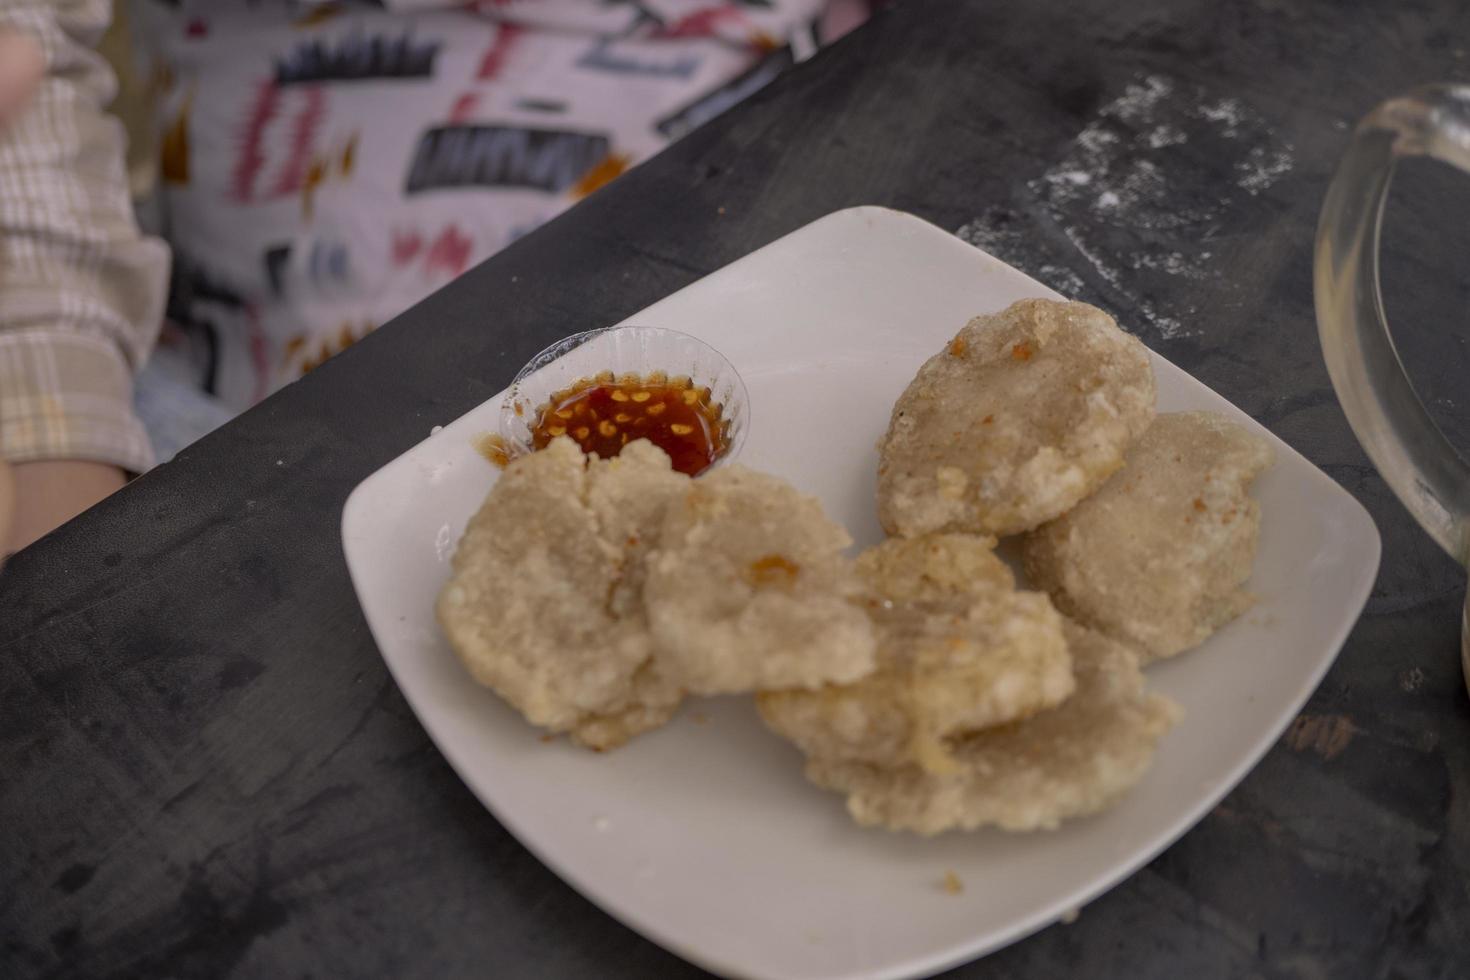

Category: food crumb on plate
[940, 871, 964, 895]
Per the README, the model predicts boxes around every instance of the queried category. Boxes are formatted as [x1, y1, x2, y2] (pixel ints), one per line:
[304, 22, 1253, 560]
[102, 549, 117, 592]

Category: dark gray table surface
[4, 1, 1469, 977]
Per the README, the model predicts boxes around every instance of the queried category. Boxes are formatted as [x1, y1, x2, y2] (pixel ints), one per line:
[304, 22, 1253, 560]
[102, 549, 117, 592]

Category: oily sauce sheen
[530, 371, 728, 476]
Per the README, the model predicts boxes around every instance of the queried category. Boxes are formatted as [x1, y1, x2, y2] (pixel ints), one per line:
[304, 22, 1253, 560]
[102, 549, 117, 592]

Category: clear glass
[497, 325, 750, 471]
[1314, 84, 1470, 690]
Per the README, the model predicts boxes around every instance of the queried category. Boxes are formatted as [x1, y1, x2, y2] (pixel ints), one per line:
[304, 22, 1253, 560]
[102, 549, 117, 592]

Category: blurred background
[103, 0, 889, 459]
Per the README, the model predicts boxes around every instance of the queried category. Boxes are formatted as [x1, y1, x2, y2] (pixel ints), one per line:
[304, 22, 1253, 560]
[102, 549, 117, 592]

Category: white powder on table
[957, 74, 1296, 341]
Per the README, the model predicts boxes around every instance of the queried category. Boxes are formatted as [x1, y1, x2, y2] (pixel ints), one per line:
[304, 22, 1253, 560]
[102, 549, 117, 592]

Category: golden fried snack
[806, 620, 1181, 834]
[1022, 411, 1274, 662]
[758, 534, 1072, 773]
[586, 440, 691, 620]
[877, 299, 1156, 538]
[644, 466, 877, 694]
[437, 437, 688, 749]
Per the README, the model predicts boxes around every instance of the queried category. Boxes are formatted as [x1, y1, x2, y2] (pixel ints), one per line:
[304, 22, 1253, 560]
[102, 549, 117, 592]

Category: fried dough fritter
[1022, 411, 1274, 662]
[644, 466, 877, 694]
[806, 620, 1181, 834]
[436, 437, 688, 749]
[757, 534, 1073, 773]
[877, 299, 1156, 538]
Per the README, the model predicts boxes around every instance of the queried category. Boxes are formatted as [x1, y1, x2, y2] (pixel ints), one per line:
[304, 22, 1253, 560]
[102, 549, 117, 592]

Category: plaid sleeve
[0, 0, 169, 473]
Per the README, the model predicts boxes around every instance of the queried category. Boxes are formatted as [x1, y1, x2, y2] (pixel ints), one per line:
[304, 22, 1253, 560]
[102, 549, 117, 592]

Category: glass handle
[1315, 84, 1470, 565]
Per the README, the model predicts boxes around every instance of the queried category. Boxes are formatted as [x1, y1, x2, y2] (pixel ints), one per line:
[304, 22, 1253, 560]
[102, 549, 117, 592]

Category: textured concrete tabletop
[3, 1, 1468, 976]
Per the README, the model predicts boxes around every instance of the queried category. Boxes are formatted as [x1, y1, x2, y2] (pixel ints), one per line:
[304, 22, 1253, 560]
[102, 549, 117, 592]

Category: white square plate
[342, 206, 1380, 980]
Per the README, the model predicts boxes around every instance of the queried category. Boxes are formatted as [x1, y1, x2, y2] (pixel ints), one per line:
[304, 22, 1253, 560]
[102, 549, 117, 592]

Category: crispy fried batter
[436, 437, 687, 749]
[806, 620, 1181, 834]
[758, 534, 1072, 772]
[877, 299, 1156, 538]
[1022, 411, 1274, 661]
[644, 466, 877, 694]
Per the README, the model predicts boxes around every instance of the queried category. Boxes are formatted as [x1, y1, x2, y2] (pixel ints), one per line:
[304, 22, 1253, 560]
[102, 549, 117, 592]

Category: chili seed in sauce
[529, 371, 729, 476]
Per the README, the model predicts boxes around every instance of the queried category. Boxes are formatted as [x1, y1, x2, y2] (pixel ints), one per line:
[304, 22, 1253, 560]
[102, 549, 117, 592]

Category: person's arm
[0, 2, 169, 555]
